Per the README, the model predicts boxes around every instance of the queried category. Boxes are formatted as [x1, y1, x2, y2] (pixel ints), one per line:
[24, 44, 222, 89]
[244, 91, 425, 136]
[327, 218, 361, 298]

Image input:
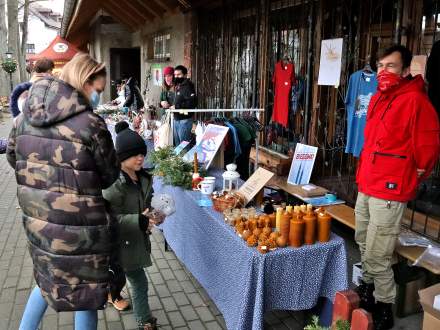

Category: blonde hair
[59, 53, 106, 97]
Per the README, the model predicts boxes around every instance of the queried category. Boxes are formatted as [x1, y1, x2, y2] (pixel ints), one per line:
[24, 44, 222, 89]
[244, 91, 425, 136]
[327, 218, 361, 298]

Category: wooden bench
[324, 204, 440, 275]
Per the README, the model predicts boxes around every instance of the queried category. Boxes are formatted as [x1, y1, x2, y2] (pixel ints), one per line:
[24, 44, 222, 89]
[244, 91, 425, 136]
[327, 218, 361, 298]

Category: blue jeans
[173, 118, 193, 146]
[19, 286, 98, 330]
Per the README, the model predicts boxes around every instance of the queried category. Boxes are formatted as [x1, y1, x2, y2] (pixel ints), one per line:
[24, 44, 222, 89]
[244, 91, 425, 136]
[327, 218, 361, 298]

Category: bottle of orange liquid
[317, 211, 332, 243]
[303, 206, 317, 245]
[289, 212, 305, 248]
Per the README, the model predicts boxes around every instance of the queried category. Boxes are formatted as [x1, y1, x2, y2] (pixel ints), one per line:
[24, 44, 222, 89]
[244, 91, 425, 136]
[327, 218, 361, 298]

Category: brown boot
[108, 293, 130, 311]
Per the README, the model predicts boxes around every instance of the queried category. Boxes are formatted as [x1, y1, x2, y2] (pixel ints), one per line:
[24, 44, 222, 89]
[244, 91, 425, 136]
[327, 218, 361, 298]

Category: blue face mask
[90, 90, 101, 109]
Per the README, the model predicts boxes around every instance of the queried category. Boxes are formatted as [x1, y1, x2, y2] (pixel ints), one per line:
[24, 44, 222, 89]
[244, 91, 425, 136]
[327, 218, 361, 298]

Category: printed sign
[318, 38, 344, 86]
[183, 124, 229, 169]
[152, 64, 163, 86]
[287, 143, 318, 185]
[238, 167, 275, 204]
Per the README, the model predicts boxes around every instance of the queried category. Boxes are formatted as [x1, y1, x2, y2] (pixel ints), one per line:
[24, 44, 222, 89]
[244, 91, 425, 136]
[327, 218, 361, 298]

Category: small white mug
[198, 180, 215, 195]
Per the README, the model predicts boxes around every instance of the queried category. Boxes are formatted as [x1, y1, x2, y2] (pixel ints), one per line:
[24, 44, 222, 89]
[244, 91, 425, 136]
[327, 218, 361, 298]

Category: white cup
[198, 179, 215, 195]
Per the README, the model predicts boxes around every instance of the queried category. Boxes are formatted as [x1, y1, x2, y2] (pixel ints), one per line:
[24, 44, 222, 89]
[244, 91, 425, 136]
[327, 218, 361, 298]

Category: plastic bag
[151, 193, 176, 217]
[153, 112, 171, 150]
[413, 245, 440, 269]
[398, 231, 432, 247]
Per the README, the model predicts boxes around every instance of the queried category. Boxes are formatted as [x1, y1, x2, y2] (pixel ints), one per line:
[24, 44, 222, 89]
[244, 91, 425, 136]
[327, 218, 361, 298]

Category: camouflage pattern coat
[102, 170, 153, 272]
[6, 77, 120, 311]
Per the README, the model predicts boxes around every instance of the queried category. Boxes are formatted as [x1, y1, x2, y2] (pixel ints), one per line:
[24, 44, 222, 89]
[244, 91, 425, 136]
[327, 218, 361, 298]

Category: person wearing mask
[9, 57, 54, 118]
[354, 45, 440, 330]
[6, 53, 120, 330]
[123, 77, 144, 114]
[159, 66, 175, 118]
[171, 65, 197, 145]
[103, 121, 165, 330]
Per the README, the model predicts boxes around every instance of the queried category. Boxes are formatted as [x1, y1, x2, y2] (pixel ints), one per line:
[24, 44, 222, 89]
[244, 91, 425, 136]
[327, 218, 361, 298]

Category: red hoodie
[356, 75, 440, 202]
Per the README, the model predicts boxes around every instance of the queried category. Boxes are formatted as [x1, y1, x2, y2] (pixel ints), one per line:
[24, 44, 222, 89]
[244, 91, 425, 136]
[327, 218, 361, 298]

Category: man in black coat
[171, 65, 197, 145]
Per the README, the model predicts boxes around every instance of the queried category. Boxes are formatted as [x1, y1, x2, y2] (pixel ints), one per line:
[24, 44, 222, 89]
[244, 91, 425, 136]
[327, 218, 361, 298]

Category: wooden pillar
[258, 0, 270, 143]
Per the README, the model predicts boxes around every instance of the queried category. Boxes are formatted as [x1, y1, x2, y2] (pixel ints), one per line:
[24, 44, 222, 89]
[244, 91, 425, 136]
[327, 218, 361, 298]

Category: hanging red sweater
[272, 61, 296, 127]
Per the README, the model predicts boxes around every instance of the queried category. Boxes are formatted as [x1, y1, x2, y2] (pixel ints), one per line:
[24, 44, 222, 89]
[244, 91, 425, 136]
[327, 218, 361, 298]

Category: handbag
[153, 111, 172, 150]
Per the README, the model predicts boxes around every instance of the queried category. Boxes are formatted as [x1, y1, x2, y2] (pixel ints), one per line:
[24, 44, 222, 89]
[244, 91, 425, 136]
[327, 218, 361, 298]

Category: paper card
[174, 141, 189, 155]
[238, 167, 275, 204]
[287, 143, 318, 185]
[182, 124, 229, 169]
[302, 184, 317, 191]
[318, 38, 344, 86]
[411, 55, 427, 79]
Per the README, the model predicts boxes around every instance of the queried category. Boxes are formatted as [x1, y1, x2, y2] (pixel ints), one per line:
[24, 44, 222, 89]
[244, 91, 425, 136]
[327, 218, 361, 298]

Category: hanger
[362, 55, 373, 73]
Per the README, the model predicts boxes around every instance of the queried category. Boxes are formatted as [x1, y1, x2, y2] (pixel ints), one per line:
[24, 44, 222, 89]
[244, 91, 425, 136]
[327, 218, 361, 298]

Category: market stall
[26, 35, 80, 75]
[154, 172, 348, 330]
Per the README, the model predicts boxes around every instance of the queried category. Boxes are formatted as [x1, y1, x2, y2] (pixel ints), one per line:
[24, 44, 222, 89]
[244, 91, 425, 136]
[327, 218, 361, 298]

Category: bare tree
[0, 0, 10, 96]
[7, 0, 21, 84]
[19, 0, 29, 80]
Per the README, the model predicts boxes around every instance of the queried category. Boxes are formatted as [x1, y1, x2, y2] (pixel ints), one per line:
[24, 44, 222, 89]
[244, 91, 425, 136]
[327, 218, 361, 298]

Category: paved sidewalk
[0, 112, 423, 330]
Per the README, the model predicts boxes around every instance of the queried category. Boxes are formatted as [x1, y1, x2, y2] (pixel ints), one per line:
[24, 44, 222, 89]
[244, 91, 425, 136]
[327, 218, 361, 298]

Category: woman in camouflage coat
[7, 53, 120, 330]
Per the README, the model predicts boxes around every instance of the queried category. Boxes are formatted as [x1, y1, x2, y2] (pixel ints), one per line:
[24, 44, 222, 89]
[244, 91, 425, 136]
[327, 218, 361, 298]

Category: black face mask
[175, 77, 185, 84]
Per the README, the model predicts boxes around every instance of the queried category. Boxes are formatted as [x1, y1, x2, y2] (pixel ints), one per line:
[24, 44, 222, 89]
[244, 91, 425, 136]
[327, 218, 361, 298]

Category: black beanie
[115, 121, 147, 162]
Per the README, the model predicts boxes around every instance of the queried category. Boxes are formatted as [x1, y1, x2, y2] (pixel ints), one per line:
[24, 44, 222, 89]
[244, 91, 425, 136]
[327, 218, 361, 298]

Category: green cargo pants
[354, 192, 406, 304]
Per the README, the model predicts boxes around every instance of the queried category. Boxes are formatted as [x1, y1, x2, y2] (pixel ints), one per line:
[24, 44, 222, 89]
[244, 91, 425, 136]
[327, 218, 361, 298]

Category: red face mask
[377, 70, 404, 92]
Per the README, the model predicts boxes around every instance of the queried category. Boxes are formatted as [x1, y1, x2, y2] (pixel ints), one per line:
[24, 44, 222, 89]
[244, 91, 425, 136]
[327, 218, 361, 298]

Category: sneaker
[108, 294, 130, 311]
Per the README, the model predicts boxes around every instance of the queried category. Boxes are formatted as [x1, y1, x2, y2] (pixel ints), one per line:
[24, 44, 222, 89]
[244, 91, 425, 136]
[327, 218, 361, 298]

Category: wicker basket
[211, 192, 245, 212]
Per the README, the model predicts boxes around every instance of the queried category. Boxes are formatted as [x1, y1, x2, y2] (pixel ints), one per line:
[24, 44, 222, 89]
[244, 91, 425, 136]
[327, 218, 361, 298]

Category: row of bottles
[276, 204, 332, 248]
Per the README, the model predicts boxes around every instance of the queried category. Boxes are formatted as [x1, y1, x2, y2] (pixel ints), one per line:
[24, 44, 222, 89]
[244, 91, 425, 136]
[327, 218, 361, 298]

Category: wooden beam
[117, 0, 155, 22]
[100, 2, 138, 31]
[134, 0, 165, 19]
[176, 0, 192, 10]
[106, 0, 147, 26]
[154, 0, 178, 12]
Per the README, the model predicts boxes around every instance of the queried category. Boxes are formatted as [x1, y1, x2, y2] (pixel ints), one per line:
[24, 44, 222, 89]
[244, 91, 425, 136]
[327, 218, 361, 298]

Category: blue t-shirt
[345, 70, 378, 157]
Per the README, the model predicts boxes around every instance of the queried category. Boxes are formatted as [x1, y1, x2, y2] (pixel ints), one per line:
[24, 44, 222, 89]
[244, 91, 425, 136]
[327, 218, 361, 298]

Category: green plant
[1, 58, 17, 73]
[335, 319, 350, 330]
[149, 147, 207, 190]
[304, 316, 351, 330]
[304, 316, 328, 330]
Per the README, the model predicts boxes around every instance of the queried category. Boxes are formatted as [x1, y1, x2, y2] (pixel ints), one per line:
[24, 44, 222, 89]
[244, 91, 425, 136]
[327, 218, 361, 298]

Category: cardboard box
[419, 284, 440, 330]
[352, 262, 362, 286]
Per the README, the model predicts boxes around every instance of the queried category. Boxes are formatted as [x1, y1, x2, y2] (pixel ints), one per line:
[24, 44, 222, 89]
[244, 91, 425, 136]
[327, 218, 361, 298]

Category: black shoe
[373, 301, 394, 330]
[354, 280, 375, 312]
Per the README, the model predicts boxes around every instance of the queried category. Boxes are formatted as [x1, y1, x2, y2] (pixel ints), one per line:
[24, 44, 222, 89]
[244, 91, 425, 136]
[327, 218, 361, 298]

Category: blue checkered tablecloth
[154, 177, 348, 330]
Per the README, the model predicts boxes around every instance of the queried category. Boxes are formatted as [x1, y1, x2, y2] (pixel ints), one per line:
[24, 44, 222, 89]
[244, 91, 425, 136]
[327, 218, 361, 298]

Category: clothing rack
[166, 108, 264, 169]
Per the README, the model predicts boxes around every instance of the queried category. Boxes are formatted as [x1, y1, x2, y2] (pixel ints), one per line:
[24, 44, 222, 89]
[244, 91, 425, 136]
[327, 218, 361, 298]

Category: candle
[286, 205, 293, 214]
[303, 209, 317, 245]
[289, 213, 305, 248]
[275, 207, 282, 232]
[280, 211, 291, 243]
[317, 212, 332, 243]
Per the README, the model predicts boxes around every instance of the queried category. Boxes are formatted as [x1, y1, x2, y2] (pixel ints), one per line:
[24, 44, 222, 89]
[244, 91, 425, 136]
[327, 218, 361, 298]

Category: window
[146, 32, 171, 61]
[26, 43, 35, 54]
[153, 33, 171, 60]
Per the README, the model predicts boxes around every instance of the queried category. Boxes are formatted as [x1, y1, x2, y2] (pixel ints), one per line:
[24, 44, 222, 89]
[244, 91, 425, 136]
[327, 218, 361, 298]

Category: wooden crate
[250, 146, 292, 176]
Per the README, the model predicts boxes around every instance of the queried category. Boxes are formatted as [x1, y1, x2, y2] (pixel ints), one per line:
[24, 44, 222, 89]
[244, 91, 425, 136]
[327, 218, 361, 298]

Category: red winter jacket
[356, 75, 440, 202]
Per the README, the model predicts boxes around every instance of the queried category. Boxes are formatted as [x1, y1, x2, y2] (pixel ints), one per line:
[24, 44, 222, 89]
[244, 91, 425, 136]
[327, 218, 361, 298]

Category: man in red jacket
[355, 45, 440, 330]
